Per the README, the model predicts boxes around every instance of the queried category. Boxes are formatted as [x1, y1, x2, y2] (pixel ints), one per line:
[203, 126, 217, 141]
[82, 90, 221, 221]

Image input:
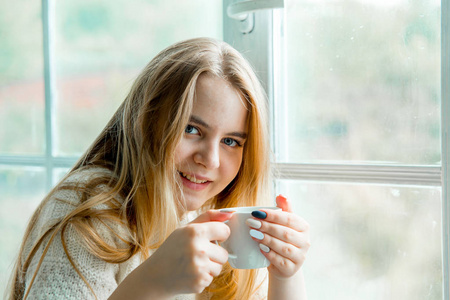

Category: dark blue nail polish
[252, 210, 267, 219]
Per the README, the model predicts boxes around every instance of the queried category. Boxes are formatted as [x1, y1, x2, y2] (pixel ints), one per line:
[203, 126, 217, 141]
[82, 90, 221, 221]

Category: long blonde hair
[8, 37, 271, 299]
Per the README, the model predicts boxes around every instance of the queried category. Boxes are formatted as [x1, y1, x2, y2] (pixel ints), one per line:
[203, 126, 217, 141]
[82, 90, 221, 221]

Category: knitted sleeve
[24, 223, 127, 299]
[20, 167, 216, 300]
[21, 169, 140, 300]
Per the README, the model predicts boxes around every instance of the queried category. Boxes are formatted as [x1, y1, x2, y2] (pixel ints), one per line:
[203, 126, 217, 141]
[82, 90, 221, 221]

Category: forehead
[192, 74, 248, 133]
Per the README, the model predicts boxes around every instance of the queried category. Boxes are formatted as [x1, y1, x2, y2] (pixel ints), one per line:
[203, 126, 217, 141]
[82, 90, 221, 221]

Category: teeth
[182, 172, 207, 184]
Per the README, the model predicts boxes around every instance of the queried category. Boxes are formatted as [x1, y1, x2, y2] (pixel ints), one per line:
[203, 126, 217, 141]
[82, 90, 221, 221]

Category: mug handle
[215, 240, 238, 259]
[215, 220, 238, 259]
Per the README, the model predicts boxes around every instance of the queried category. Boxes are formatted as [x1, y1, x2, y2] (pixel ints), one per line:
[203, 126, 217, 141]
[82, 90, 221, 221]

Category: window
[223, 0, 447, 299]
[1, 0, 448, 299]
[0, 0, 222, 295]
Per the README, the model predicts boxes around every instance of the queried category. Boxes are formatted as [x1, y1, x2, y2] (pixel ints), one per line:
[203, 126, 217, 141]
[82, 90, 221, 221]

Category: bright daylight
[0, 0, 448, 299]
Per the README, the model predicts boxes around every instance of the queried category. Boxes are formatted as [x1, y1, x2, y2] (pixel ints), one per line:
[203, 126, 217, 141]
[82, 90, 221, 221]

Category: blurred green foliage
[0, 1, 43, 83]
[0, 0, 222, 155]
[284, 0, 440, 164]
[0, 167, 46, 298]
[0, 1, 222, 296]
[284, 180, 442, 300]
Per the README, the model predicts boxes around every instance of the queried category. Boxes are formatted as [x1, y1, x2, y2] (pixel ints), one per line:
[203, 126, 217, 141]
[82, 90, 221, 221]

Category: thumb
[190, 209, 234, 224]
[276, 194, 292, 212]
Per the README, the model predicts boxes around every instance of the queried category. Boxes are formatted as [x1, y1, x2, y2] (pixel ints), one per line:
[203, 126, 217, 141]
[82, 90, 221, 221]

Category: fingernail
[245, 218, 262, 229]
[249, 229, 264, 240]
[259, 244, 270, 253]
[277, 194, 288, 201]
[251, 210, 267, 219]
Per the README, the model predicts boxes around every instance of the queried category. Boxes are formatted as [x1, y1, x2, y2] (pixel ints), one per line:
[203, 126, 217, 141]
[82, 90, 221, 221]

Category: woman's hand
[248, 195, 310, 280]
[138, 210, 232, 297]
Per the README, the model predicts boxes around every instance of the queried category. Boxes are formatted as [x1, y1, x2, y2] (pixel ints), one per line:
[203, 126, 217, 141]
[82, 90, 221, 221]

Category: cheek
[174, 140, 189, 164]
[223, 152, 244, 180]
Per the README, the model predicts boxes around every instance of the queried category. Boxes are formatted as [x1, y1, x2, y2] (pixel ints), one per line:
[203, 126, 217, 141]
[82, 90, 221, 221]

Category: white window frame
[442, 0, 450, 296]
[0, 0, 77, 189]
[0, 0, 447, 297]
[223, 0, 449, 298]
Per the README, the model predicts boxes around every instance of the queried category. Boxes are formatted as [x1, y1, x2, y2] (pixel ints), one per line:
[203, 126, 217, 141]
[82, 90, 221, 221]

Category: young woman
[8, 37, 310, 299]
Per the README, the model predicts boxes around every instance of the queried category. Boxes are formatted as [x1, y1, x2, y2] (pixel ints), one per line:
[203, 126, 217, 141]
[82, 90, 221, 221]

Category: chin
[183, 197, 208, 212]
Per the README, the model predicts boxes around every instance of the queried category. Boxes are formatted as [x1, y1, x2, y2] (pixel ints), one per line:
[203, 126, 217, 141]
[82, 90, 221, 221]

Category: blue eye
[185, 125, 199, 134]
[223, 137, 241, 147]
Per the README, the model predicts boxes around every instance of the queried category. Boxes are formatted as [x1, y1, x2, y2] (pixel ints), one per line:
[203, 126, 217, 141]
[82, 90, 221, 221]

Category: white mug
[218, 206, 281, 269]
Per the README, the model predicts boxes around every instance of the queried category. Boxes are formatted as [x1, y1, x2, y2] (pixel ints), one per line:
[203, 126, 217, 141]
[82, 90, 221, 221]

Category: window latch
[227, 0, 284, 34]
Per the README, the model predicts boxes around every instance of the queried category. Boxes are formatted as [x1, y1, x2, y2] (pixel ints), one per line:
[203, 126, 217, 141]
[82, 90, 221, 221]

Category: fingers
[248, 221, 307, 248]
[252, 209, 309, 232]
[187, 211, 232, 242]
[248, 225, 310, 278]
[208, 260, 225, 277]
[248, 204, 310, 250]
[276, 194, 292, 212]
[189, 210, 233, 241]
[202, 221, 231, 242]
[191, 209, 233, 223]
[204, 240, 229, 265]
[262, 245, 302, 276]
[250, 229, 306, 278]
[251, 229, 308, 264]
[183, 219, 231, 263]
[153, 213, 233, 295]
[247, 195, 311, 278]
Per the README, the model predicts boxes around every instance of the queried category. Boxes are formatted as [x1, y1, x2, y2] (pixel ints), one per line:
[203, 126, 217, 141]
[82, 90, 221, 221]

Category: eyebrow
[189, 115, 248, 140]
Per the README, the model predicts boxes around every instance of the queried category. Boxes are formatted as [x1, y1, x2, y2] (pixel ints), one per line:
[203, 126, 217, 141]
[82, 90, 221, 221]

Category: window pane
[53, 0, 223, 156]
[0, 166, 46, 297]
[0, 1, 45, 155]
[279, 0, 440, 164]
[53, 167, 70, 186]
[276, 180, 442, 299]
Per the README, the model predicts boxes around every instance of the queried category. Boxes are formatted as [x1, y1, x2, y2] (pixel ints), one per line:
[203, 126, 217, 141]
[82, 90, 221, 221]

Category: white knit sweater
[21, 168, 197, 300]
[21, 167, 267, 300]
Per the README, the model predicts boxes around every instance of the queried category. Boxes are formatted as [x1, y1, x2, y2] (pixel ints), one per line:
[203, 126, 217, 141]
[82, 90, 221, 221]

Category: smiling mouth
[179, 172, 209, 184]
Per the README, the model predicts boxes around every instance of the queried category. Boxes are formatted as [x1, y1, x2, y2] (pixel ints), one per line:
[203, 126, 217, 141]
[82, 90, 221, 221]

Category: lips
[180, 172, 208, 183]
[178, 171, 211, 191]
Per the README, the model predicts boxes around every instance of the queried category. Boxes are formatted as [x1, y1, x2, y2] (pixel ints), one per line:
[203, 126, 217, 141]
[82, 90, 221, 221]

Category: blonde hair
[8, 37, 271, 299]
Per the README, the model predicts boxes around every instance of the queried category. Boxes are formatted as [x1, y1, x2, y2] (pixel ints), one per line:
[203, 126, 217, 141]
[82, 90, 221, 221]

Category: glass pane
[53, 167, 70, 186]
[276, 180, 442, 300]
[0, 1, 45, 155]
[0, 166, 46, 297]
[279, 0, 440, 164]
[53, 0, 223, 156]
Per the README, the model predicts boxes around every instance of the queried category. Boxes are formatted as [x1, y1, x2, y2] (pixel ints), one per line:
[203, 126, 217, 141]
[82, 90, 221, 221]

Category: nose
[194, 141, 220, 170]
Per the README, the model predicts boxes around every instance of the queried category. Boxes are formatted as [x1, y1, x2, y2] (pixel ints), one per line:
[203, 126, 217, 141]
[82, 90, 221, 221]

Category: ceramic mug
[218, 206, 281, 269]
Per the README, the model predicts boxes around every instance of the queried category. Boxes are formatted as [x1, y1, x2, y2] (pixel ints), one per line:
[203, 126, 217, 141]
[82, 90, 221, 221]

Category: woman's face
[174, 74, 248, 211]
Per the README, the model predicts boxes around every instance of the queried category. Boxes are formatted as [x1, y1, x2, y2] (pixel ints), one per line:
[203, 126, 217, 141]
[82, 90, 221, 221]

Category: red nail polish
[277, 194, 287, 201]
